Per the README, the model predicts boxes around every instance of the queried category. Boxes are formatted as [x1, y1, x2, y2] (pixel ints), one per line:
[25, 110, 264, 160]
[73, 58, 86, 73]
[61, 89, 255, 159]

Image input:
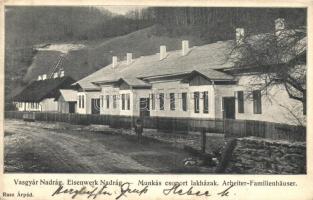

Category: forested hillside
[5, 7, 306, 106]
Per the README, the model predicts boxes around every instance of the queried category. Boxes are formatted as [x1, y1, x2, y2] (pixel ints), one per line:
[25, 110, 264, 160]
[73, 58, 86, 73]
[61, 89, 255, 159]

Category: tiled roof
[195, 69, 234, 80]
[76, 31, 306, 90]
[119, 78, 151, 88]
[58, 89, 77, 101]
[76, 40, 235, 89]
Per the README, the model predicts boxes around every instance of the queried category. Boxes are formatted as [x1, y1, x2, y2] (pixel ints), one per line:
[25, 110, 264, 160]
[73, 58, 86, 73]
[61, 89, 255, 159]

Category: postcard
[0, 0, 312, 199]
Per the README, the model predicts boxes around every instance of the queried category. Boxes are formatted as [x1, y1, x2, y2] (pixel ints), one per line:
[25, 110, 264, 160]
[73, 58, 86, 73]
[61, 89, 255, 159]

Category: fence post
[201, 128, 206, 153]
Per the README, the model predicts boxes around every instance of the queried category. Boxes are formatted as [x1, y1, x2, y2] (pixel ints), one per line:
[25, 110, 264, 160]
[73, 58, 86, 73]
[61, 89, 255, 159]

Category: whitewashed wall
[40, 98, 58, 112]
[15, 102, 26, 111]
[189, 85, 215, 119]
[57, 98, 69, 113]
[234, 75, 305, 125]
[100, 86, 120, 115]
[132, 89, 150, 116]
[76, 91, 100, 114]
[15, 102, 41, 112]
[150, 80, 190, 118]
[214, 85, 237, 119]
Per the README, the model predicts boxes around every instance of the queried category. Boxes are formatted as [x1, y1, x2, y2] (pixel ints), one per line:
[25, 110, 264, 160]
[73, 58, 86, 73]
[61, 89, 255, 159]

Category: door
[139, 98, 150, 117]
[68, 102, 76, 113]
[91, 98, 100, 114]
[222, 97, 235, 119]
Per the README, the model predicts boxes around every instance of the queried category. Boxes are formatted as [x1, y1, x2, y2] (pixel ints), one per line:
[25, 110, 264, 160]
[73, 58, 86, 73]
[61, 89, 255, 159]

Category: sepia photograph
[3, 6, 307, 175]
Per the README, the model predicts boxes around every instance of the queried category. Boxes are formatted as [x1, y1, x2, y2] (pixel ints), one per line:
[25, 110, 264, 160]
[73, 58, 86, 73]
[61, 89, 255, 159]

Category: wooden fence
[5, 111, 306, 142]
[224, 119, 306, 142]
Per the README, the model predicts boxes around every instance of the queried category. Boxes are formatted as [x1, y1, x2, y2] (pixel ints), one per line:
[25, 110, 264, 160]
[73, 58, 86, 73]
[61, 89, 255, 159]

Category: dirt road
[4, 119, 208, 173]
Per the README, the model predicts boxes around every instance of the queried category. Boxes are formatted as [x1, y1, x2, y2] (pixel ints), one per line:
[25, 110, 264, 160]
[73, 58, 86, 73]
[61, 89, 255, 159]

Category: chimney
[37, 75, 42, 80]
[126, 53, 132, 65]
[160, 45, 167, 60]
[60, 70, 64, 77]
[182, 40, 189, 56]
[42, 74, 47, 80]
[236, 28, 245, 44]
[53, 72, 58, 79]
[112, 56, 118, 68]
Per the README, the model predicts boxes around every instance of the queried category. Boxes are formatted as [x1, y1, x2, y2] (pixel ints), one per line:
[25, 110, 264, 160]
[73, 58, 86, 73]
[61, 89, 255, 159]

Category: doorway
[91, 98, 100, 114]
[222, 97, 235, 119]
[68, 102, 76, 113]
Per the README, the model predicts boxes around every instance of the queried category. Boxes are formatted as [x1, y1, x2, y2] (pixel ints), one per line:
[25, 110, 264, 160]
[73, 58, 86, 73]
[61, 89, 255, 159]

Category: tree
[227, 26, 306, 124]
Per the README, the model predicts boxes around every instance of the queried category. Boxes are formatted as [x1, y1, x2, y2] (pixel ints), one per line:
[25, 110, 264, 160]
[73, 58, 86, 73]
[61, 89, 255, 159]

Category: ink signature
[51, 182, 148, 199]
[163, 183, 235, 197]
[51, 182, 235, 199]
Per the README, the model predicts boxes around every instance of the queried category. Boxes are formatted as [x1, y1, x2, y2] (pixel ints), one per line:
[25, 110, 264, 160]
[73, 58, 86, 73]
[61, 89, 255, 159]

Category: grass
[23, 25, 206, 83]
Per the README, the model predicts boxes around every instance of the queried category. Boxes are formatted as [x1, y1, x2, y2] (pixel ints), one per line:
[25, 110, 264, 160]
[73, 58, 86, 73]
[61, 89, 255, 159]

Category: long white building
[74, 18, 306, 126]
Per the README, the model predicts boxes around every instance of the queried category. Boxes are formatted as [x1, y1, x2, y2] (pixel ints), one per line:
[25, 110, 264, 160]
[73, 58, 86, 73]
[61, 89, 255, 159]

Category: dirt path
[4, 119, 208, 173]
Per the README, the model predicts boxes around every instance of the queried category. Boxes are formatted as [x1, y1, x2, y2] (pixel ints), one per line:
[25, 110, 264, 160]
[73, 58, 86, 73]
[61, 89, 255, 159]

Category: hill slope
[23, 25, 207, 83]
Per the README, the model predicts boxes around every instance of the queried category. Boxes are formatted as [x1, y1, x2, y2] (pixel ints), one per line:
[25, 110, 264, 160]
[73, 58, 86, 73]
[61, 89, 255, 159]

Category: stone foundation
[223, 137, 306, 174]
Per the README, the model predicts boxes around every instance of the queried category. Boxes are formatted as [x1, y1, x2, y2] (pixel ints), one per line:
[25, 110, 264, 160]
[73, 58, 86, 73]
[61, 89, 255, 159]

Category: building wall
[76, 91, 100, 114]
[76, 92, 86, 114]
[58, 101, 69, 113]
[214, 85, 237, 119]
[132, 89, 150, 116]
[119, 89, 134, 116]
[98, 79, 235, 119]
[40, 98, 58, 112]
[148, 80, 221, 119]
[15, 102, 26, 111]
[234, 75, 305, 125]
[57, 96, 69, 113]
[150, 80, 190, 118]
[100, 86, 150, 117]
[15, 102, 41, 112]
[189, 85, 216, 119]
[100, 86, 120, 115]
[90, 74, 304, 125]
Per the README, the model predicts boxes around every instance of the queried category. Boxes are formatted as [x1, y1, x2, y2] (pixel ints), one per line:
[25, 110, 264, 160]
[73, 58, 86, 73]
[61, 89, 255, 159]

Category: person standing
[135, 118, 143, 143]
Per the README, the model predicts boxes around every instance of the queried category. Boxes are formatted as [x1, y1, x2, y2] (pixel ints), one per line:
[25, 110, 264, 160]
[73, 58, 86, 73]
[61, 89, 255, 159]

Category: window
[182, 92, 187, 111]
[78, 96, 81, 108]
[113, 95, 117, 109]
[170, 93, 175, 110]
[151, 94, 155, 110]
[121, 94, 125, 110]
[159, 93, 164, 110]
[106, 95, 110, 109]
[194, 92, 200, 113]
[126, 94, 130, 110]
[203, 91, 209, 113]
[237, 91, 244, 113]
[81, 95, 85, 108]
[253, 90, 262, 114]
